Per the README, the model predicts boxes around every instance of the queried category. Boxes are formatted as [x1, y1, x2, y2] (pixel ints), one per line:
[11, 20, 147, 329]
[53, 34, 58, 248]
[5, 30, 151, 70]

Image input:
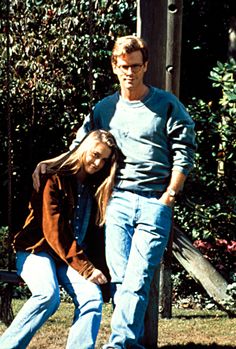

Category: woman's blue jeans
[0, 251, 103, 349]
[104, 189, 172, 349]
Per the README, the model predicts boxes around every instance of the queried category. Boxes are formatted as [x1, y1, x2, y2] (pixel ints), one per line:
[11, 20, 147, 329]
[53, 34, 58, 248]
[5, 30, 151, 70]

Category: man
[33, 35, 197, 349]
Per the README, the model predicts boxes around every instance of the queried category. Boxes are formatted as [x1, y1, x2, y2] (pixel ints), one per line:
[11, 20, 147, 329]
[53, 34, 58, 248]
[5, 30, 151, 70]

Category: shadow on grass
[159, 344, 235, 349]
[173, 314, 228, 319]
[172, 312, 236, 320]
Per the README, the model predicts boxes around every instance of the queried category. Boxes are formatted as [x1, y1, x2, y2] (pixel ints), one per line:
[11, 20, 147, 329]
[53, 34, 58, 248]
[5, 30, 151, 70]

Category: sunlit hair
[111, 35, 148, 66]
[46, 129, 119, 226]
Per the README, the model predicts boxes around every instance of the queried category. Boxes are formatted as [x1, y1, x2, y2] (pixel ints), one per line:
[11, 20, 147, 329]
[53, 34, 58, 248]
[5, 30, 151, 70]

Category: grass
[0, 300, 235, 348]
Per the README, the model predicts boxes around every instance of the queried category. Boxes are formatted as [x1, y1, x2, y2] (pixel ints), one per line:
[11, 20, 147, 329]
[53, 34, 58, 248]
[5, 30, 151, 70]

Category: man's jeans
[104, 189, 172, 349]
[0, 251, 103, 349]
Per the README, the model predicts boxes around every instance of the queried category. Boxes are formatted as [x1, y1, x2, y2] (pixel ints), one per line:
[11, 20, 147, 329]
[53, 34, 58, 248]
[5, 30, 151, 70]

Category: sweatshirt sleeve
[42, 175, 95, 279]
[167, 98, 197, 176]
[69, 113, 92, 151]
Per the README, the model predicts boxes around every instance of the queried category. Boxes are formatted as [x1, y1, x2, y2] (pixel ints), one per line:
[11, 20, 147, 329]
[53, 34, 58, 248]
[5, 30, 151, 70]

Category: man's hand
[87, 268, 108, 285]
[32, 151, 70, 192]
[159, 170, 187, 207]
[32, 162, 47, 192]
[158, 192, 176, 208]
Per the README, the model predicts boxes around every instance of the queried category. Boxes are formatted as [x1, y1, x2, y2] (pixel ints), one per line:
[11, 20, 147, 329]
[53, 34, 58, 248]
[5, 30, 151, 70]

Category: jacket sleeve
[42, 175, 95, 279]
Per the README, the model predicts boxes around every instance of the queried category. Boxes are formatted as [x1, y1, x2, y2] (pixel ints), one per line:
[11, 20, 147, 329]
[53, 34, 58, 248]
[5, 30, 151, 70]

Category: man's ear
[143, 61, 148, 73]
[112, 63, 118, 75]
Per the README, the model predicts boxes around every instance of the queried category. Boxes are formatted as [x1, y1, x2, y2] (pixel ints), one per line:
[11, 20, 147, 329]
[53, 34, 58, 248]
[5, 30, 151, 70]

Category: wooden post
[137, 1, 168, 347]
[143, 268, 160, 348]
[137, 0, 184, 340]
[165, 0, 183, 97]
[160, 0, 183, 320]
[0, 270, 22, 283]
[137, 0, 168, 89]
[172, 226, 232, 307]
[159, 222, 174, 319]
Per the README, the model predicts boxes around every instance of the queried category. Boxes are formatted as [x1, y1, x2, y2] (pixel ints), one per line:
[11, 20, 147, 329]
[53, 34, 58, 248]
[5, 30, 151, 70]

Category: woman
[0, 130, 119, 349]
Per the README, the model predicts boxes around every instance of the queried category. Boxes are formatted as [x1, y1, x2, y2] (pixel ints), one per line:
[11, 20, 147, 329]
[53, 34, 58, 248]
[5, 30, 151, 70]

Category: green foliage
[174, 60, 236, 290]
[210, 59, 236, 112]
[0, 0, 135, 147]
[181, 0, 235, 100]
[0, 0, 136, 228]
[0, 226, 10, 269]
[0, 226, 29, 301]
[224, 282, 236, 309]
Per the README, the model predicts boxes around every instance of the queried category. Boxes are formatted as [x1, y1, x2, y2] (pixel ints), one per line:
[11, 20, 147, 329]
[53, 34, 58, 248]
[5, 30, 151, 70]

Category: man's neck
[120, 85, 149, 101]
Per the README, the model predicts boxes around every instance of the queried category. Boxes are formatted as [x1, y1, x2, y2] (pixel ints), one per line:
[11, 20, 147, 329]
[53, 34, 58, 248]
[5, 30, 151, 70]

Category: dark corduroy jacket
[12, 174, 95, 279]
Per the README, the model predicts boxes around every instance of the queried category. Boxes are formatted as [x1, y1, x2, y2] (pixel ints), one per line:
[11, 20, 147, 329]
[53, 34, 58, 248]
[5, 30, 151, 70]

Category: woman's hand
[87, 268, 108, 285]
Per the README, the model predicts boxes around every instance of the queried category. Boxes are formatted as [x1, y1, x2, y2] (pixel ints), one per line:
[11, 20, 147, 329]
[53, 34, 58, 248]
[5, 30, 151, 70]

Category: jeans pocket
[156, 199, 173, 212]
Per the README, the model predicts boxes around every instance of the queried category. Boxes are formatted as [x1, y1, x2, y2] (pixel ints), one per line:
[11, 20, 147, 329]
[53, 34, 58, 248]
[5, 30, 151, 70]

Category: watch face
[168, 188, 176, 197]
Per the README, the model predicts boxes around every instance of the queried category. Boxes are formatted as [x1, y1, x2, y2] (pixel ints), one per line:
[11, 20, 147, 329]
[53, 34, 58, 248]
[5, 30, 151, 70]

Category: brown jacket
[13, 174, 95, 279]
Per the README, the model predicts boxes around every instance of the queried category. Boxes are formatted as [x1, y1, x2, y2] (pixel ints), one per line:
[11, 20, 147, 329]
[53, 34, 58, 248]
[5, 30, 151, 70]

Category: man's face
[112, 51, 148, 91]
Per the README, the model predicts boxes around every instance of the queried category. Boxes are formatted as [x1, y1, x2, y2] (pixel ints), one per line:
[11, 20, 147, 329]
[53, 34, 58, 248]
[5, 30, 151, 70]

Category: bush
[0, 0, 136, 230]
[172, 60, 236, 303]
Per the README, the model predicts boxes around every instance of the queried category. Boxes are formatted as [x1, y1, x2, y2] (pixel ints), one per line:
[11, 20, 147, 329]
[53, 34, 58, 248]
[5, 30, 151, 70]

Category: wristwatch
[167, 188, 177, 197]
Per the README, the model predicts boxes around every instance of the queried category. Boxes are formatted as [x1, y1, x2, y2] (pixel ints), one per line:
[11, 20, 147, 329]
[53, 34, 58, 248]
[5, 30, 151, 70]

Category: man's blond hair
[111, 35, 148, 65]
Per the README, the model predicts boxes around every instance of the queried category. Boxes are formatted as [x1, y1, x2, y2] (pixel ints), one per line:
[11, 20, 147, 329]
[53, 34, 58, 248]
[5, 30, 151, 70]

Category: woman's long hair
[46, 129, 119, 226]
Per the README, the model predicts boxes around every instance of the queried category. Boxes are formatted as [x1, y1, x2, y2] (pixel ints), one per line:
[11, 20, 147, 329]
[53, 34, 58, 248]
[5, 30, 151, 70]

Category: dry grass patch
[157, 310, 236, 347]
[0, 300, 235, 348]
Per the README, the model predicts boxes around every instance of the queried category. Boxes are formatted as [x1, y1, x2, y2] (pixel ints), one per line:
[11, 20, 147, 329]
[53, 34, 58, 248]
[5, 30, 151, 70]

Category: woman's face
[83, 141, 112, 174]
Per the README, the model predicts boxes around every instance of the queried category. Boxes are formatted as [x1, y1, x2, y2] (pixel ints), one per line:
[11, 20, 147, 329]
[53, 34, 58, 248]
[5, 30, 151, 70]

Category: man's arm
[159, 170, 186, 207]
[159, 97, 197, 207]
[32, 151, 68, 191]
[32, 112, 93, 191]
[69, 113, 93, 150]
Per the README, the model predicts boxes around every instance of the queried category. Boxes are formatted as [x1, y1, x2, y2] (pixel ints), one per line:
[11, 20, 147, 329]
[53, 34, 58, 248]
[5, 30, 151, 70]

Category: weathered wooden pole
[137, 0, 184, 343]
[137, 1, 168, 347]
[172, 226, 232, 307]
[165, 0, 183, 97]
[137, 0, 168, 89]
[160, 0, 183, 320]
[159, 222, 174, 319]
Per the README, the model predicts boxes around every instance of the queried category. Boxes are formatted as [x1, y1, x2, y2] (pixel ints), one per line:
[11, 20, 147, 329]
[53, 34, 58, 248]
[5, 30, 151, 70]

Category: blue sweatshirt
[72, 86, 197, 192]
